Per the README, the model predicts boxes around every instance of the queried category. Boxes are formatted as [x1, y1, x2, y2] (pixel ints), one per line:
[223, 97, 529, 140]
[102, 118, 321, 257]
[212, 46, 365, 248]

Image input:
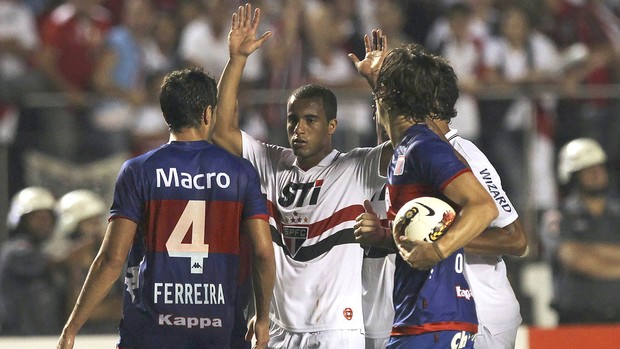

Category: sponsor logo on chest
[277, 179, 325, 256]
[156, 168, 230, 190]
[278, 179, 324, 208]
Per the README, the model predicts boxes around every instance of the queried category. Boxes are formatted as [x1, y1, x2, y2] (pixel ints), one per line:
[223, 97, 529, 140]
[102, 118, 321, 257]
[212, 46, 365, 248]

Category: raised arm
[240, 218, 275, 349]
[213, 3, 271, 156]
[57, 218, 137, 349]
[349, 29, 393, 174]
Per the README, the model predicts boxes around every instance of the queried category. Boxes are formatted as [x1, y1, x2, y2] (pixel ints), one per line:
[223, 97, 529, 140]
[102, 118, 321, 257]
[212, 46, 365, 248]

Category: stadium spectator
[372, 0, 412, 49]
[541, 138, 620, 324]
[179, 0, 263, 84]
[0, 0, 40, 193]
[34, 0, 112, 161]
[129, 71, 170, 157]
[46, 189, 123, 334]
[304, 0, 374, 150]
[260, 0, 308, 146]
[481, 4, 560, 213]
[425, 2, 486, 143]
[0, 186, 62, 335]
[90, 0, 154, 158]
[0, 0, 39, 144]
[545, 0, 620, 177]
[142, 11, 183, 74]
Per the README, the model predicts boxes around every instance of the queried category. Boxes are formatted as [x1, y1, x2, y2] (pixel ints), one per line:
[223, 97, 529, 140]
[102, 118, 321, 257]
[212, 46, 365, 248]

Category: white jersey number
[165, 200, 210, 274]
[455, 253, 464, 273]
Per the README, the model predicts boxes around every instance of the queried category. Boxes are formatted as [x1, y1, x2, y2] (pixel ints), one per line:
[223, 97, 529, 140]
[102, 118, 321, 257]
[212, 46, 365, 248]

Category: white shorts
[473, 324, 518, 349]
[268, 322, 365, 349]
[365, 336, 389, 349]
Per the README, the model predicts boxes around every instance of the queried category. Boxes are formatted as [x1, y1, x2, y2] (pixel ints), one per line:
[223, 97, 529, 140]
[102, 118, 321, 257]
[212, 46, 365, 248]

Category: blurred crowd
[1, 0, 620, 335]
[0, 187, 122, 335]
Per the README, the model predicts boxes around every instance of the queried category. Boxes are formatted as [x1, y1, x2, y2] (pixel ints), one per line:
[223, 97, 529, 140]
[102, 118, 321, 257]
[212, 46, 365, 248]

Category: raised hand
[229, 3, 272, 58]
[348, 29, 389, 90]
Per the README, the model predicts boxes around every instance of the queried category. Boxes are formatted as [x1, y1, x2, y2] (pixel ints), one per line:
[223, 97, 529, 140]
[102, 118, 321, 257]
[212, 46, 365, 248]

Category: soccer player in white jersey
[213, 4, 393, 348]
[361, 192, 395, 349]
[428, 117, 528, 349]
[350, 31, 395, 349]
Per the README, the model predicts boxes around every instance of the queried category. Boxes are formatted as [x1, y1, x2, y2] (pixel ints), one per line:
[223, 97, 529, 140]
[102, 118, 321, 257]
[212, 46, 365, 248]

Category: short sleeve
[109, 159, 144, 223]
[410, 137, 469, 191]
[241, 163, 268, 221]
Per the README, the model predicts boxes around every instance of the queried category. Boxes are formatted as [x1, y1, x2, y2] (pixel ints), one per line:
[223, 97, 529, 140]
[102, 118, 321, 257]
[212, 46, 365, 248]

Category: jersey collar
[445, 128, 459, 142]
[292, 149, 341, 171]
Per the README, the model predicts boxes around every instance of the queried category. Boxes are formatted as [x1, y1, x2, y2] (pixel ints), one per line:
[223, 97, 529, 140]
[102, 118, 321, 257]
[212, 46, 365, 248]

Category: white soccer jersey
[362, 253, 395, 340]
[361, 186, 395, 343]
[446, 129, 522, 336]
[241, 131, 386, 332]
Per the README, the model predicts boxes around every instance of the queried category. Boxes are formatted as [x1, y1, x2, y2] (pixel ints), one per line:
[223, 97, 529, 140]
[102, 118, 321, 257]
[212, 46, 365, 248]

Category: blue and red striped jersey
[386, 124, 478, 335]
[110, 141, 267, 348]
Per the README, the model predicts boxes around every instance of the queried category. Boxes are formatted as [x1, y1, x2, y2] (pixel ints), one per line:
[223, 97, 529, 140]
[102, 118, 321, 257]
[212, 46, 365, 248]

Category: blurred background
[1, 0, 620, 341]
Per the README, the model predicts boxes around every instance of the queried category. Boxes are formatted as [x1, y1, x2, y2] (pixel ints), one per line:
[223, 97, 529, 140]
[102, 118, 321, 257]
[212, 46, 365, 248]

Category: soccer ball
[393, 196, 456, 242]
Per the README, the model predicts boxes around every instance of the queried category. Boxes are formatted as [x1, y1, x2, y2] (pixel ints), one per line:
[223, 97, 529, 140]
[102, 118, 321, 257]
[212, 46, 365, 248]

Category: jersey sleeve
[241, 131, 292, 182]
[410, 137, 469, 191]
[452, 137, 519, 228]
[109, 159, 144, 223]
[347, 143, 388, 195]
[241, 162, 269, 221]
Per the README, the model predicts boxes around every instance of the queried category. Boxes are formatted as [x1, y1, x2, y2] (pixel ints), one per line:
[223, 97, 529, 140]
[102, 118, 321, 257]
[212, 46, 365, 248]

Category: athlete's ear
[327, 118, 337, 136]
[203, 105, 214, 126]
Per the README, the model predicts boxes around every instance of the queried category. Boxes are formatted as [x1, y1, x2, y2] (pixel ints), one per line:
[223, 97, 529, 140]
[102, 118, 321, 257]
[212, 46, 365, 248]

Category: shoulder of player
[339, 145, 381, 160]
[451, 138, 493, 167]
[243, 132, 293, 161]
[405, 131, 451, 155]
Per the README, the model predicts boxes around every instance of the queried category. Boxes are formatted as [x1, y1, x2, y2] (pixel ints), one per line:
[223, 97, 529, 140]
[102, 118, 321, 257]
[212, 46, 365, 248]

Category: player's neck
[388, 117, 421, 147]
[296, 148, 333, 171]
[169, 127, 210, 142]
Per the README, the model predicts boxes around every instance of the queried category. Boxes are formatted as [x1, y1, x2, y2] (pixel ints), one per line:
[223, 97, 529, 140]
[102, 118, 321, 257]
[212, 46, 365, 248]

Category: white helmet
[55, 189, 107, 237]
[7, 187, 56, 229]
[558, 138, 607, 184]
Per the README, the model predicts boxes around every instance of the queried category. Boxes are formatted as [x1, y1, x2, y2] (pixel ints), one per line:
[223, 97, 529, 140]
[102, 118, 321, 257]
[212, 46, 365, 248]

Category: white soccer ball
[393, 196, 456, 243]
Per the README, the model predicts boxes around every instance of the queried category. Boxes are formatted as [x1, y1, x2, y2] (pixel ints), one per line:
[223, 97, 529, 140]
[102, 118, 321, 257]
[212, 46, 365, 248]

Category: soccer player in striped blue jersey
[355, 41, 498, 348]
[56, 67, 275, 349]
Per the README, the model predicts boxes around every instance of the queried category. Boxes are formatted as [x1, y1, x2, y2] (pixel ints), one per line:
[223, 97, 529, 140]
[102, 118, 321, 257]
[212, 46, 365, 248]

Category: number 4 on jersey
[166, 200, 210, 274]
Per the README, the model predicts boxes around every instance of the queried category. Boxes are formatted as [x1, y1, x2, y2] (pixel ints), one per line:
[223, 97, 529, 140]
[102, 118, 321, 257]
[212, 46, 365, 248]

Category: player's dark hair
[376, 43, 458, 123]
[290, 84, 338, 121]
[159, 68, 217, 133]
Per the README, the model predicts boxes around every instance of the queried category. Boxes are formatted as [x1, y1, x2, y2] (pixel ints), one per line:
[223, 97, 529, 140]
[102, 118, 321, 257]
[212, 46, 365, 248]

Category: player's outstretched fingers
[244, 3, 252, 27]
[348, 53, 361, 65]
